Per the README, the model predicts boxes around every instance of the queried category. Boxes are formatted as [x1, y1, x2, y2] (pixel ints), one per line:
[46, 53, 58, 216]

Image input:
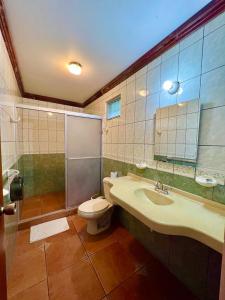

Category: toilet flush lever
[0, 202, 16, 216]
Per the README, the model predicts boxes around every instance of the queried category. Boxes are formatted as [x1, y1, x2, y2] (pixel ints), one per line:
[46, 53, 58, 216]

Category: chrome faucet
[155, 181, 169, 195]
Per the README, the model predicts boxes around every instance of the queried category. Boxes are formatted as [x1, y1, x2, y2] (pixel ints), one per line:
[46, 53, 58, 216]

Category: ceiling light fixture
[162, 80, 180, 95]
[67, 62, 82, 75]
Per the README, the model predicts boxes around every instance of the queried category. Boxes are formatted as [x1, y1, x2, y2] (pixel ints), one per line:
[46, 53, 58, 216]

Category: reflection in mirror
[154, 99, 200, 166]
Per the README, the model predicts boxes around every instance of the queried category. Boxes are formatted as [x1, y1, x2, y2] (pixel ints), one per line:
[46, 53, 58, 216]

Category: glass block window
[107, 95, 121, 119]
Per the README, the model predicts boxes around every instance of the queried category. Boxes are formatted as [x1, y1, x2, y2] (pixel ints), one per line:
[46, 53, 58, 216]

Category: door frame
[0, 137, 7, 300]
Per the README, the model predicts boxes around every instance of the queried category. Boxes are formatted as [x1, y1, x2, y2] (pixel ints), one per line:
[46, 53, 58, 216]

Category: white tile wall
[84, 12, 225, 184]
[0, 30, 23, 173]
[20, 98, 83, 155]
[21, 109, 65, 154]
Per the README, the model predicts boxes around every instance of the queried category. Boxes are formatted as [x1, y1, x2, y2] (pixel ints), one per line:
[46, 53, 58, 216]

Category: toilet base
[87, 207, 113, 235]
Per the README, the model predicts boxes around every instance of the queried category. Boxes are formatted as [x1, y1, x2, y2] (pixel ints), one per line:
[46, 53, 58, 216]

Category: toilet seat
[78, 198, 109, 215]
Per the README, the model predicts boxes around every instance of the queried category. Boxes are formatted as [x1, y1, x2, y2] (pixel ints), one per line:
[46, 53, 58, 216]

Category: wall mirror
[154, 99, 200, 166]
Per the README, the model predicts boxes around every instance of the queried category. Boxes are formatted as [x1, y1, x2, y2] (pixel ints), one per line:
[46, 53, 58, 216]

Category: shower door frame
[64, 112, 102, 209]
[16, 103, 102, 212]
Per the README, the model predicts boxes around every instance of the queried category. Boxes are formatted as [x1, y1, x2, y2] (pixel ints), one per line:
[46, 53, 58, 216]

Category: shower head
[9, 116, 21, 123]
[0, 105, 21, 123]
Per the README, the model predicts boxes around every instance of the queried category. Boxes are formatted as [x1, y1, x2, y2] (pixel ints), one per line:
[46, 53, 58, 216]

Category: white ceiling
[4, 0, 211, 104]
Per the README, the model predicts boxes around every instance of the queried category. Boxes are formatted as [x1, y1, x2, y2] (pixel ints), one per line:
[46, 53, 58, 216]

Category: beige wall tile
[180, 27, 203, 50]
[202, 25, 225, 73]
[83, 12, 225, 184]
[178, 40, 203, 82]
[200, 66, 225, 109]
[199, 106, 225, 146]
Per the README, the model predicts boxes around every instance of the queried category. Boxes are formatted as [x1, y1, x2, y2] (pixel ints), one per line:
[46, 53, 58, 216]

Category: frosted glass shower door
[66, 115, 102, 208]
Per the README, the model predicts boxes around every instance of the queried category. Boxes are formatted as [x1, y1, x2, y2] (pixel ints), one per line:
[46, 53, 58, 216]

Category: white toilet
[78, 178, 114, 235]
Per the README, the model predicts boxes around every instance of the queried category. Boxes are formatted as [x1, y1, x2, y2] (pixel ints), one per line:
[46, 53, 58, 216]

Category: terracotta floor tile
[21, 207, 42, 219]
[22, 197, 42, 210]
[21, 192, 65, 220]
[8, 247, 46, 298]
[70, 214, 87, 234]
[107, 267, 164, 300]
[48, 260, 105, 300]
[90, 242, 139, 294]
[77, 223, 119, 255]
[108, 264, 197, 300]
[41, 193, 65, 214]
[21, 197, 42, 219]
[111, 224, 151, 268]
[10, 214, 198, 300]
[15, 228, 44, 256]
[45, 234, 87, 275]
[8, 280, 49, 300]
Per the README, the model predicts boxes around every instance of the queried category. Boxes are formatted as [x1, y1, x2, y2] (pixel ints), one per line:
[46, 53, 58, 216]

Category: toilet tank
[103, 177, 113, 204]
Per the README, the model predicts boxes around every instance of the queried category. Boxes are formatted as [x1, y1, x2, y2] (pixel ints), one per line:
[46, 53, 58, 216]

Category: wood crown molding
[83, 0, 225, 107]
[1, 0, 225, 108]
[23, 92, 84, 108]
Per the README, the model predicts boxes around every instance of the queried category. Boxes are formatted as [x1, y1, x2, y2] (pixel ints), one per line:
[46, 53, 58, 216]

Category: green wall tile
[18, 154, 65, 198]
[103, 158, 223, 204]
[212, 185, 225, 204]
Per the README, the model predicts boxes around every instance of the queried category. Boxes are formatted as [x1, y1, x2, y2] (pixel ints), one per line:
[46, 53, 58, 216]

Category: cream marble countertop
[105, 174, 225, 253]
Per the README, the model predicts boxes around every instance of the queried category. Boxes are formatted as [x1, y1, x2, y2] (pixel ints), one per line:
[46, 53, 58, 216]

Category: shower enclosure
[15, 105, 102, 221]
[18, 108, 66, 220]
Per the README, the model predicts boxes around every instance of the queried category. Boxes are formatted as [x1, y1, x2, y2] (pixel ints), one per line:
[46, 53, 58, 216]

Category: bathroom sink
[135, 188, 173, 205]
[106, 174, 225, 253]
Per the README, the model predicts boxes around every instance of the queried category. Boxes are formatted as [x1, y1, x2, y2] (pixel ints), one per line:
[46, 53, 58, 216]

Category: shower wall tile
[17, 101, 82, 157]
[21, 109, 65, 154]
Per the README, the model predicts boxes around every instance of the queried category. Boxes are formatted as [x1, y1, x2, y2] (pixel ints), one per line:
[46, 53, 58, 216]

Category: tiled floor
[21, 192, 65, 219]
[7, 215, 198, 300]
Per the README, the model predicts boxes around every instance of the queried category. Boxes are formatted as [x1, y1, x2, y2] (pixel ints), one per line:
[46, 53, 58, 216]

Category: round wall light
[139, 89, 149, 97]
[162, 80, 180, 95]
[67, 62, 82, 75]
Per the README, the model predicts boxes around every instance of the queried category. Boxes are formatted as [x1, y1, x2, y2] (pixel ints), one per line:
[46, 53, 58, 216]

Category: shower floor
[21, 191, 65, 220]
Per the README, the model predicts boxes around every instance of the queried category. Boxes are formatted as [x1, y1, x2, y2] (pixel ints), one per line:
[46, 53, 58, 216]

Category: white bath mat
[30, 217, 69, 243]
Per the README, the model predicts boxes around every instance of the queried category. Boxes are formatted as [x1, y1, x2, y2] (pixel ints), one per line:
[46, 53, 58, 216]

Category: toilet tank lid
[79, 198, 109, 213]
